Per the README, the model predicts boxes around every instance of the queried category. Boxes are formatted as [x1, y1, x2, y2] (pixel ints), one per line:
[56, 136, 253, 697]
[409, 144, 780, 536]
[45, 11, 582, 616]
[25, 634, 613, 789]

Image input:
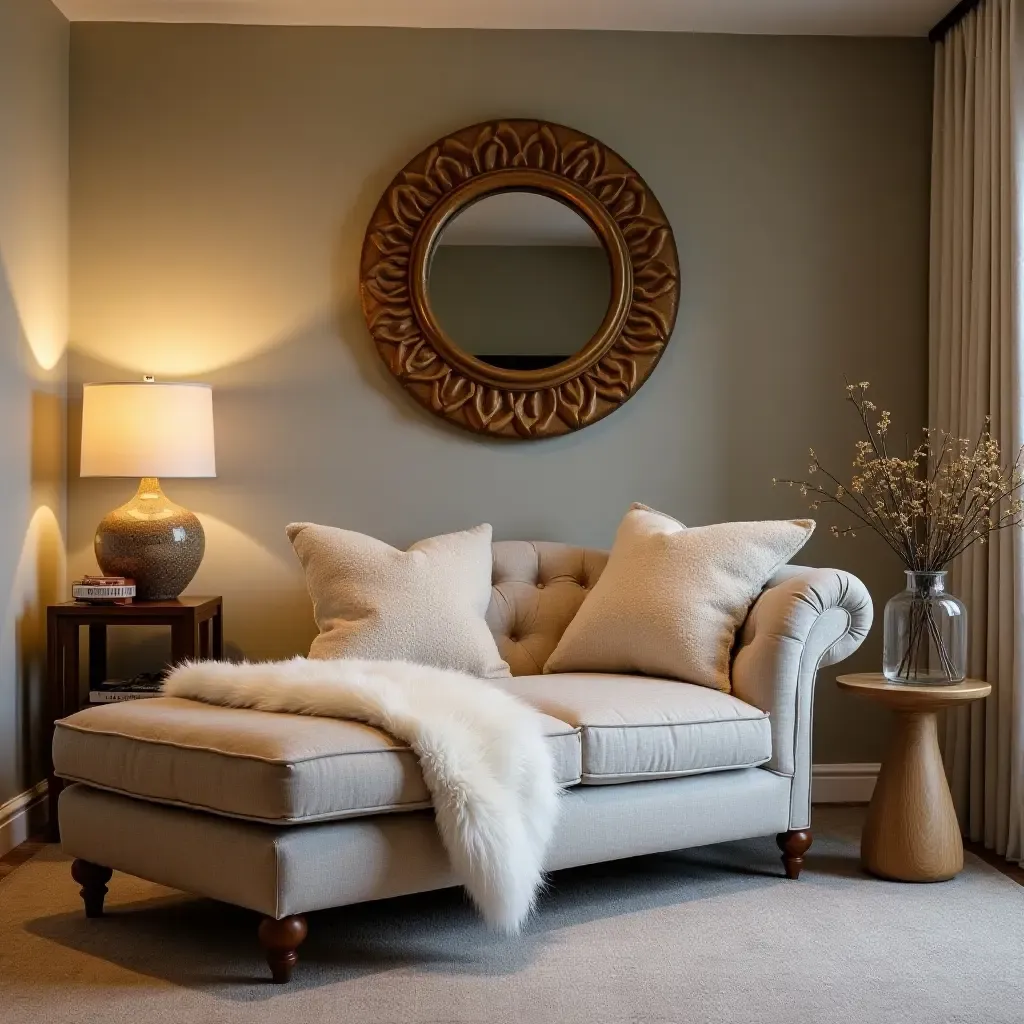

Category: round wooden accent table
[836, 673, 991, 882]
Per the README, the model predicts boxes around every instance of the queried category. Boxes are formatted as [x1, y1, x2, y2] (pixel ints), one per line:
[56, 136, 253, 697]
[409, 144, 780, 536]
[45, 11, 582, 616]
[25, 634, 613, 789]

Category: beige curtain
[930, 0, 1024, 863]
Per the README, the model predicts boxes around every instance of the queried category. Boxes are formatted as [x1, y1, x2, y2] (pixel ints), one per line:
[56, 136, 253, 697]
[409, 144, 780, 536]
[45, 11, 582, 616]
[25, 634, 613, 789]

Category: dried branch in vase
[775, 381, 1024, 573]
[776, 381, 1024, 684]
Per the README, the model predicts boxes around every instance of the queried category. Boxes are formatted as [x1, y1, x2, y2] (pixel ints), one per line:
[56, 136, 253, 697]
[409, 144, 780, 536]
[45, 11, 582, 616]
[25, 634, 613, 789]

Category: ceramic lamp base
[94, 477, 205, 601]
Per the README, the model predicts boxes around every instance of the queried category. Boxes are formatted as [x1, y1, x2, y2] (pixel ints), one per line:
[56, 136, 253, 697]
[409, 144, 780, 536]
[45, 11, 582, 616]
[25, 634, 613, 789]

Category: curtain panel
[930, 0, 1024, 861]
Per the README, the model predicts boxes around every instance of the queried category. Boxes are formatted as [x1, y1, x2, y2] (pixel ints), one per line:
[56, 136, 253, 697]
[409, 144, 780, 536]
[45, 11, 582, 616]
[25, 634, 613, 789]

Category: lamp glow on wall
[80, 379, 216, 601]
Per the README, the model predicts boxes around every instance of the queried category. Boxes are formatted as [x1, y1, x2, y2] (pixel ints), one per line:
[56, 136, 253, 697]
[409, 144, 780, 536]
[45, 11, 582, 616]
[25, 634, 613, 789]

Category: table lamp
[80, 378, 216, 601]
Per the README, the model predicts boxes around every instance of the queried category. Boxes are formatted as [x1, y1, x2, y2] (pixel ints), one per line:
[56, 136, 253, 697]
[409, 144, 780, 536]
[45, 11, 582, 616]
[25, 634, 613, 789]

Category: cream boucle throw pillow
[543, 505, 815, 691]
[287, 522, 510, 679]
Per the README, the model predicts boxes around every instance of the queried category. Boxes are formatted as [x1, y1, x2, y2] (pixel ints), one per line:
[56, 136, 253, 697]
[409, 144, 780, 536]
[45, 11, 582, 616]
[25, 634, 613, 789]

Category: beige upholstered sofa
[54, 541, 872, 982]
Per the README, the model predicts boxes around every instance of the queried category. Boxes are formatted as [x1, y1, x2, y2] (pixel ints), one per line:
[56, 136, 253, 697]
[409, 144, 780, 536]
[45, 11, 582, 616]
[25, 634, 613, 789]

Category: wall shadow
[0, 245, 66, 805]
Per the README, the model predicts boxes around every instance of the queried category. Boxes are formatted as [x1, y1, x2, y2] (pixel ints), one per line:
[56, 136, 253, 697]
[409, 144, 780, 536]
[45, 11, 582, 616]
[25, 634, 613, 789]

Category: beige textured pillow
[543, 506, 815, 691]
[287, 522, 510, 679]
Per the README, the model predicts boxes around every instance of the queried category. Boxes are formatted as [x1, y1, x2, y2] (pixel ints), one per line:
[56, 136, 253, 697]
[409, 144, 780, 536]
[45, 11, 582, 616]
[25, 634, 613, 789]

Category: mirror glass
[428, 191, 612, 371]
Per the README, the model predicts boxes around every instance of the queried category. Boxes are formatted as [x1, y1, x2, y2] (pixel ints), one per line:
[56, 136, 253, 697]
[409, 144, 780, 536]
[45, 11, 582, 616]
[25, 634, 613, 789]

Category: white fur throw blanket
[163, 657, 560, 933]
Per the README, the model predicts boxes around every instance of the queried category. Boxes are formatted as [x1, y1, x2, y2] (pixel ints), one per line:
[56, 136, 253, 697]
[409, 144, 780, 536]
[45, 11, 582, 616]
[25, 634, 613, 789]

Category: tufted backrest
[487, 541, 609, 676]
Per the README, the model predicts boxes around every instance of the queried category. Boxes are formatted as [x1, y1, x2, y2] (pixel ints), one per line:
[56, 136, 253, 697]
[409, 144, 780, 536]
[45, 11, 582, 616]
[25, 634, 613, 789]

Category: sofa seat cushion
[493, 674, 771, 783]
[53, 697, 582, 825]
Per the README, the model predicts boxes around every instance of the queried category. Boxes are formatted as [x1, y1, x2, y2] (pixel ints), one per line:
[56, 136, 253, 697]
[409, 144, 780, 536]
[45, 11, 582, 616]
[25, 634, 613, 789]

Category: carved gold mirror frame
[359, 120, 680, 439]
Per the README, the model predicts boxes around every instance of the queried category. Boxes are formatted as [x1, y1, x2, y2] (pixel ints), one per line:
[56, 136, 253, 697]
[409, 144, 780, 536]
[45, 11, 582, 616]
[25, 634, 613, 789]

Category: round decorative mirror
[360, 120, 680, 439]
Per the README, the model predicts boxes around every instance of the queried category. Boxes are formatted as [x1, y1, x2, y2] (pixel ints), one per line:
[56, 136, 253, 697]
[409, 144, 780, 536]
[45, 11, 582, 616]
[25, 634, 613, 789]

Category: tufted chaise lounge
[53, 541, 872, 982]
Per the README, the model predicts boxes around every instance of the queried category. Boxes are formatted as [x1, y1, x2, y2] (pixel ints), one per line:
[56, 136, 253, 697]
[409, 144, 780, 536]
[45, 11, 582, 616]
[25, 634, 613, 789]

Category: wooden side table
[46, 596, 223, 840]
[836, 672, 991, 882]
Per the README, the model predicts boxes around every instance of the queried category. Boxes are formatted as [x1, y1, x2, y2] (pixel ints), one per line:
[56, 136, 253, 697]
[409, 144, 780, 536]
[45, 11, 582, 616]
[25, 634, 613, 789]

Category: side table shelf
[46, 596, 223, 841]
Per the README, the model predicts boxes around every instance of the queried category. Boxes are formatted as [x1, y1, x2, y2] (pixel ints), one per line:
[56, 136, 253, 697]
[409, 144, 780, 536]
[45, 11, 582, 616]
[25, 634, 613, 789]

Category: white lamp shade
[80, 381, 216, 478]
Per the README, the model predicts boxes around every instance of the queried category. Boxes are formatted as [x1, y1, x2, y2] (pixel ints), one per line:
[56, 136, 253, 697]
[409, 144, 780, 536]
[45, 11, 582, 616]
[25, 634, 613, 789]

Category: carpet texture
[1, 808, 1021, 1023]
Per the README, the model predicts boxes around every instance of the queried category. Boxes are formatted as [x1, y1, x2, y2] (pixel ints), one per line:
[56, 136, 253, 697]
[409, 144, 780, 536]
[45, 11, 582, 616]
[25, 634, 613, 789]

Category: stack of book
[89, 672, 166, 704]
[72, 576, 136, 605]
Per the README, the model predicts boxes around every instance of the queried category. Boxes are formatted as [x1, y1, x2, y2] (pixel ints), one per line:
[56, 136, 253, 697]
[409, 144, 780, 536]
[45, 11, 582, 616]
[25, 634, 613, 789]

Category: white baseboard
[0, 780, 48, 858]
[812, 763, 880, 804]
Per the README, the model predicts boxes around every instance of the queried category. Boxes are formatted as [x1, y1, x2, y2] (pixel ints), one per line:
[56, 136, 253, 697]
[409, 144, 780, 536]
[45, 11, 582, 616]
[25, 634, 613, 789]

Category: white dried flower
[778, 385, 1024, 569]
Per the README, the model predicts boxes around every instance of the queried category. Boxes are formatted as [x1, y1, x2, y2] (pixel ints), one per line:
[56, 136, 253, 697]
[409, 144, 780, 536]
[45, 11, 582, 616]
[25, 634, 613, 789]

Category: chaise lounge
[52, 540, 872, 982]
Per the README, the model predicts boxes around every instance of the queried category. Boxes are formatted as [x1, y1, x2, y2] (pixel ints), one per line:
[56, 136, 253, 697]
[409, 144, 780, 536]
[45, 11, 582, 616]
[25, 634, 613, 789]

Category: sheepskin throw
[164, 657, 559, 932]
[544, 505, 815, 691]
[286, 521, 509, 679]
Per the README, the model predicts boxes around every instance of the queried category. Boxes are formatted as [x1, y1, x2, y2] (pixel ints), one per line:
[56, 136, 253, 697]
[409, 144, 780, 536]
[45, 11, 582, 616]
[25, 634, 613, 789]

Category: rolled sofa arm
[731, 565, 873, 829]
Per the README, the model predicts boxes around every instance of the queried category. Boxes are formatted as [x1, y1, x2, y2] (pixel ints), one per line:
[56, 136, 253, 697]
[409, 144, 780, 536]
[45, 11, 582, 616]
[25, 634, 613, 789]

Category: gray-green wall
[68, 24, 933, 764]
[0, 0, 68, 815]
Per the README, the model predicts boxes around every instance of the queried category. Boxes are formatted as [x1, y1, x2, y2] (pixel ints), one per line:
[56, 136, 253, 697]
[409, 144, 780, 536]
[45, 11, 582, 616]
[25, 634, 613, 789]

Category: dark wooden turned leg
[71, 859, 113, 917]
[776, 829, 813, 879]
[258, 914, 308, 984]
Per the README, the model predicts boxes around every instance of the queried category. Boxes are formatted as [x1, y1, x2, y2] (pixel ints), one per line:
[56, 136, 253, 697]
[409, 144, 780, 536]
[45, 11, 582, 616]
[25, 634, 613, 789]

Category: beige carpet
[1, 808, 1022, 1023]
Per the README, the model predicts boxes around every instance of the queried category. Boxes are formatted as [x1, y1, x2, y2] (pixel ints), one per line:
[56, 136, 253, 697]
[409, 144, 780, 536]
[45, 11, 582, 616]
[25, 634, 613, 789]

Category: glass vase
[882, 571, 967, 685]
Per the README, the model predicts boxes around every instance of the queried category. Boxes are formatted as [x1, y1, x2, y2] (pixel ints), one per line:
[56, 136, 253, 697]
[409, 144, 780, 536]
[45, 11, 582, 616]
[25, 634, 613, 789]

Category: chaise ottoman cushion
[53, 697, 582, 825]
[494, 674, 771, 783]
